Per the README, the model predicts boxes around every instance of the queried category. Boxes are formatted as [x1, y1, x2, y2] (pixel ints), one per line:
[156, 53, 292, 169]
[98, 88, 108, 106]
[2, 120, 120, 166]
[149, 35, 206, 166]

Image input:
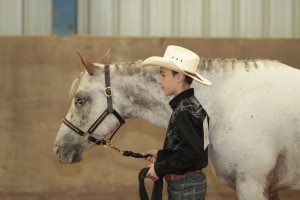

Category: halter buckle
[104, 87, 112, 97]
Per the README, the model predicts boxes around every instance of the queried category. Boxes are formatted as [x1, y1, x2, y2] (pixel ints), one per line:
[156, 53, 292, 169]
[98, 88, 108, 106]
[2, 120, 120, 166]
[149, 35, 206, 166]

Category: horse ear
[76, 50, 97, 75]
[99, 48, 111, 64]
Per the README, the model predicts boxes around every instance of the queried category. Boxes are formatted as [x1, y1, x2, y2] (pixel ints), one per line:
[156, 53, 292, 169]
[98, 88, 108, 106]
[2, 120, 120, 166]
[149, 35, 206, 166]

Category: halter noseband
[62, 65, 125, 149]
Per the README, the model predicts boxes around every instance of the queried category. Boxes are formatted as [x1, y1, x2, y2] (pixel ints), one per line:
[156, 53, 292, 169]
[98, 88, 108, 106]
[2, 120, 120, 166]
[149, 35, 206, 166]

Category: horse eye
[75, 97, 87, 106]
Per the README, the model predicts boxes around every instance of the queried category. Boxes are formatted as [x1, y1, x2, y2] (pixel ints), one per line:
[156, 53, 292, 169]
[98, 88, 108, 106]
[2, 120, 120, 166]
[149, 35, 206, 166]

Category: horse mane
[68, 58, 279, 97]
[199, 58, 279, 72]
[112, 58, 279, 75]
[112, 60, 159, 75]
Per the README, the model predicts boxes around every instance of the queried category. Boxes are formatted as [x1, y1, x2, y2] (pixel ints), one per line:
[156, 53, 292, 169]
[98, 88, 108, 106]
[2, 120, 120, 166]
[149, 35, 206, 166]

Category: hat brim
[142, 56, 212, 86]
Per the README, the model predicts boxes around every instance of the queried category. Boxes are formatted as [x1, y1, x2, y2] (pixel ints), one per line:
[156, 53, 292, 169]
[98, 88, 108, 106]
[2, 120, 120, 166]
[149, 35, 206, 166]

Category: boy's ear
[176, 73, 186, 83]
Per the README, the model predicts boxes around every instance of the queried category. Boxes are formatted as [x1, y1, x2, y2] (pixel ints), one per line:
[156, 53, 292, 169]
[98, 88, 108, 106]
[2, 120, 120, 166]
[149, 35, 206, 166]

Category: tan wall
[1, 37, 300, 200]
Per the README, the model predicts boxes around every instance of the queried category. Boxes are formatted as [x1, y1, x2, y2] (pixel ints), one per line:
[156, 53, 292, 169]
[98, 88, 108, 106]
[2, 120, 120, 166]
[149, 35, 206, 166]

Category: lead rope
[120, 151, 163, 200]
[138, 167, 163, 200]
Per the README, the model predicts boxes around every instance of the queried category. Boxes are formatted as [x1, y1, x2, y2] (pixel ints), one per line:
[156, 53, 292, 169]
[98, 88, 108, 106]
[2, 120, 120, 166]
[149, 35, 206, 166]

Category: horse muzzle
[53, 144, 83, 164]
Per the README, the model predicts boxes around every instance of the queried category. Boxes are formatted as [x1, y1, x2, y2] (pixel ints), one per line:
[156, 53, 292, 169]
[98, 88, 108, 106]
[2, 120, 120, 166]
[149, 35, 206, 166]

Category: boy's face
[159, 67, 179, 96]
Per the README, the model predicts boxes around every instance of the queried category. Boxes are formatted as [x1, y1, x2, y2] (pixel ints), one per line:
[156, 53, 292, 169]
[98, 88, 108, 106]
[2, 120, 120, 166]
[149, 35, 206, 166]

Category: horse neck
[111, 62, 172, 128]
[190, 59, 233, 118]
[109, 58, 272, 128]
[194, 58, 280, 117]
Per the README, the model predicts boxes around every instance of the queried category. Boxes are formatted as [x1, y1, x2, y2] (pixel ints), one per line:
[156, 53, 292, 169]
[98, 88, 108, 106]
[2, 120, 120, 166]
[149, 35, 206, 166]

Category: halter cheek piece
[62, 65, 126, 153]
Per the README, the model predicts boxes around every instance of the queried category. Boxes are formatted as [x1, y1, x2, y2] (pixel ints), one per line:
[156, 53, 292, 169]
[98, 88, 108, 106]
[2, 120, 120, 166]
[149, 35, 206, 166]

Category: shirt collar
[169, 88, 194, 110]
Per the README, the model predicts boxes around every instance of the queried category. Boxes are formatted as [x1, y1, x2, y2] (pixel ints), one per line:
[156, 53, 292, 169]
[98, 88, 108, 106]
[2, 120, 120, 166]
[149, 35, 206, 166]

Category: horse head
[53, 49, 124, 164]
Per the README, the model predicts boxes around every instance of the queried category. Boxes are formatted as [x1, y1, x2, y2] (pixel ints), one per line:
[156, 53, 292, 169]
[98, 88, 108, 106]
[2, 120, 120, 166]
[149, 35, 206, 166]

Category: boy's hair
[172, 70, 193, 85]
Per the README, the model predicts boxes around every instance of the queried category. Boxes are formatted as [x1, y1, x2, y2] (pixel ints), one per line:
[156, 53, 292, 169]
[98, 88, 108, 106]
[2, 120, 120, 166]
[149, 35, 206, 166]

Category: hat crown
[163, 45, 200, 74]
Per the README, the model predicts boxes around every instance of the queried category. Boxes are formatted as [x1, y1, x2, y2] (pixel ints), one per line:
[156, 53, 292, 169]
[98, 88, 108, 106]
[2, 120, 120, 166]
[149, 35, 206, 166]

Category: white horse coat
[54, 53, 300, 200]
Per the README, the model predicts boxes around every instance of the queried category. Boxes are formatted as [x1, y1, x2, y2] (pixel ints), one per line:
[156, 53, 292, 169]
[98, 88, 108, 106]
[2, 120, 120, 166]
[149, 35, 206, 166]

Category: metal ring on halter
[81, 132, 90, 140]
[104, 87, 112, 97]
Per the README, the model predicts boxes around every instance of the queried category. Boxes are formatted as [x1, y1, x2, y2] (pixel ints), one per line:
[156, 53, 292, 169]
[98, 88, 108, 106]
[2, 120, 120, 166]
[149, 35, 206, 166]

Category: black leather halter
[62, 65, 125, 147]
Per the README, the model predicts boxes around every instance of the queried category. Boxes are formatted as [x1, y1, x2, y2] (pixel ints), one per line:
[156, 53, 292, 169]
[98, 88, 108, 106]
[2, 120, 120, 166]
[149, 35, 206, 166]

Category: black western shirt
[154, 88, 208, 178]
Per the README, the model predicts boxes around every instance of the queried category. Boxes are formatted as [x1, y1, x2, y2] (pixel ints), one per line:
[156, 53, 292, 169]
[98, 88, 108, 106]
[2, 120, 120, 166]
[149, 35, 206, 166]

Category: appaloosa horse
[54, 50, 300, 200]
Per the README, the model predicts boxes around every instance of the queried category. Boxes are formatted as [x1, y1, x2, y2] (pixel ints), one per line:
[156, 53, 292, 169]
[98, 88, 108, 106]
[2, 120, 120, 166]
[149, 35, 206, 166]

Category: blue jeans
[166, 171, 207, 200]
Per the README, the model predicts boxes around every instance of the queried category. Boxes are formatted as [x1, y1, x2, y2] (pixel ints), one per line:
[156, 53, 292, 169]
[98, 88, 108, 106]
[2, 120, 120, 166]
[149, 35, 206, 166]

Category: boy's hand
[146, 163, 159, 181]
[143, 150, 158, 163]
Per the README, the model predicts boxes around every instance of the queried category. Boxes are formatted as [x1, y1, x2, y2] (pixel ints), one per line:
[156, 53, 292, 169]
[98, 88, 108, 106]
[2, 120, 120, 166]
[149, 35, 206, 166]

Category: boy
[141, 45, 212, 200]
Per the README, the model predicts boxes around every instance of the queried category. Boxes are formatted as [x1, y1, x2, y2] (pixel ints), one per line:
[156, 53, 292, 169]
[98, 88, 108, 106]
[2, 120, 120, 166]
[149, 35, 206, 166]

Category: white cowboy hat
[142, 45, 212, 86]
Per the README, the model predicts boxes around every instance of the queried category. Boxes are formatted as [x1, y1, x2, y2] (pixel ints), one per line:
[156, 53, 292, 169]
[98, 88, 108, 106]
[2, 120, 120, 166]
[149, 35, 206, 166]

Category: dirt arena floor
[1, 37, 300, 200]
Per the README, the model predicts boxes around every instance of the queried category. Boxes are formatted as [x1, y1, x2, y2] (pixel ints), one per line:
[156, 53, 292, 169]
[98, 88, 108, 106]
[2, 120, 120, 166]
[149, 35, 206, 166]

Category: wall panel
[269, 0, 293, 37]
[239, 0, 263, 37]
[23, 0, 52, 35]
[179, 0, 203, 37]
[294, 0, 300, 37]
[119, 0, 142, 36]
[89, 0, 114, 35]
[0, 0, 23, 35]
[148, 0, 173, 36]
[0, 0, 300, 37]
[77, 0, 89, 34]
[209, 0, 234, 37]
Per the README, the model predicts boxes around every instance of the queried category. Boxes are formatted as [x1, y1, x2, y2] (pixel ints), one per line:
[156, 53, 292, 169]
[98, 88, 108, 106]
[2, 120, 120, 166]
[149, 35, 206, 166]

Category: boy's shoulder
[171, 96, 207, 122]
[176, 96, 206, 114]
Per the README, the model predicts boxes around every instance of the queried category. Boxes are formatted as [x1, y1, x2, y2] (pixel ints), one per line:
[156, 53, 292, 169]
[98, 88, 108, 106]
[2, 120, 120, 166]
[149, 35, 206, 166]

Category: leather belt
[164, 170, 202, 181]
